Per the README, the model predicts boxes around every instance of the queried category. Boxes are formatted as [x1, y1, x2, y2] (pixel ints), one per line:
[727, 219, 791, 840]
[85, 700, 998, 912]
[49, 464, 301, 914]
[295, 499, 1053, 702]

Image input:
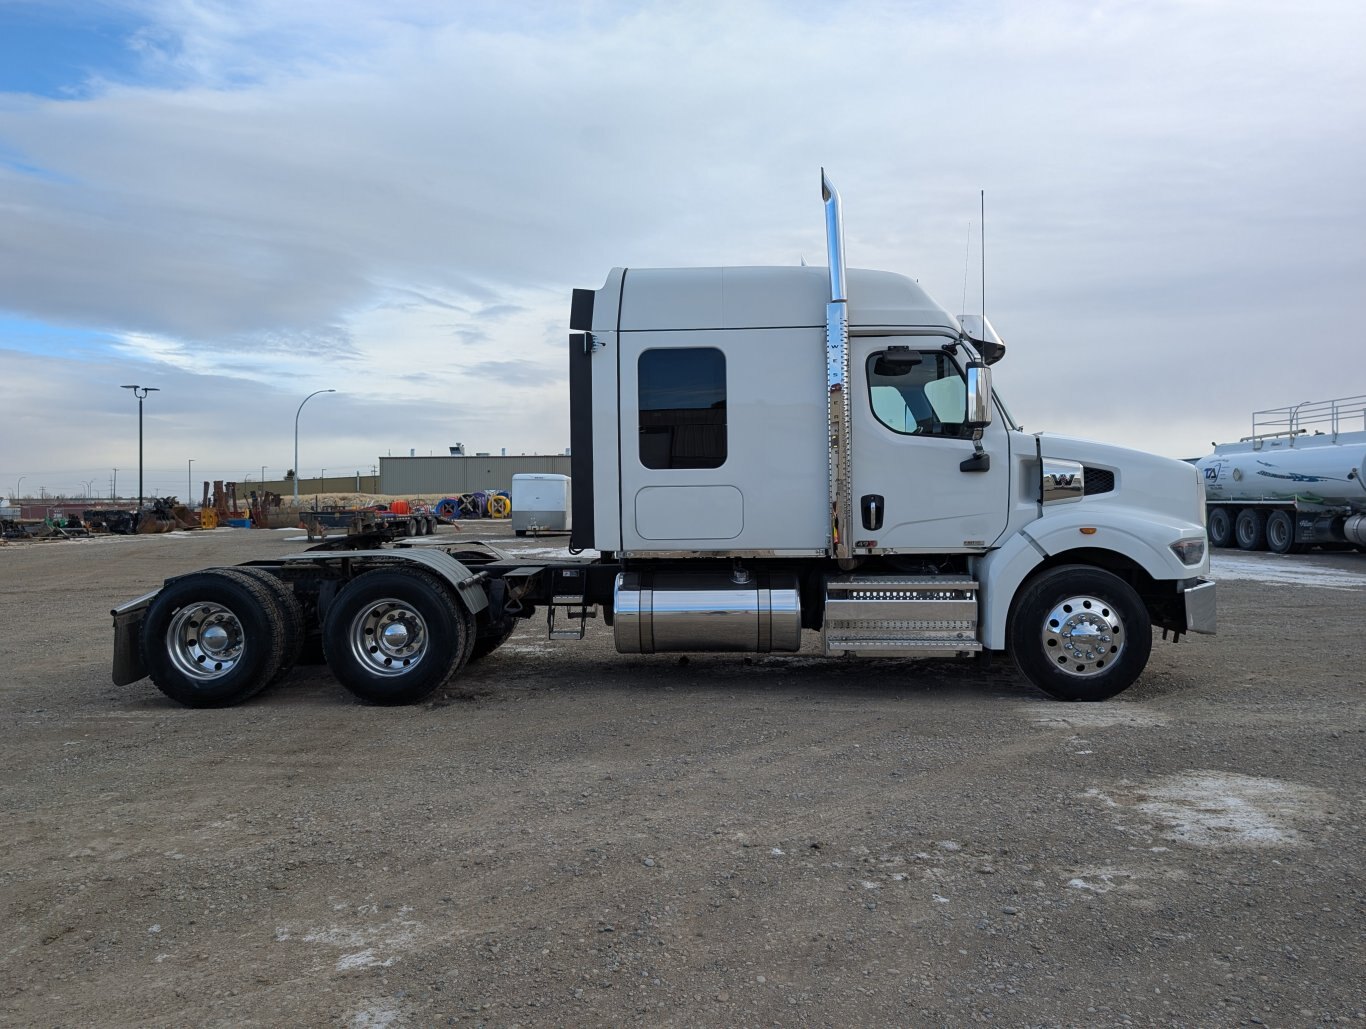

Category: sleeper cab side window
[866, 348, 970, 438]
[639, 346, 727, 469]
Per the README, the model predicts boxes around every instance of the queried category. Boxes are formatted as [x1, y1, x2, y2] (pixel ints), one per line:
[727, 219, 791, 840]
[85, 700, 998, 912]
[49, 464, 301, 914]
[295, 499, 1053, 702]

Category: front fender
[975, 508, 1206, 649]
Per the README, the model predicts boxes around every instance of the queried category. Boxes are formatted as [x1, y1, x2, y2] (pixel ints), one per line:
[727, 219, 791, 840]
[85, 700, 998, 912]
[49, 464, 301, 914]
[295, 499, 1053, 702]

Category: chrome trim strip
[849, 326, 958, 337]
[822, 169, 853, 561]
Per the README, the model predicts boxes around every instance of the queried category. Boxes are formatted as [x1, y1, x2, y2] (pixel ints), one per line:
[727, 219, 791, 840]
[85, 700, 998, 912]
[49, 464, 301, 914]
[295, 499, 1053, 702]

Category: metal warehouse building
[378, 455, 571, 495]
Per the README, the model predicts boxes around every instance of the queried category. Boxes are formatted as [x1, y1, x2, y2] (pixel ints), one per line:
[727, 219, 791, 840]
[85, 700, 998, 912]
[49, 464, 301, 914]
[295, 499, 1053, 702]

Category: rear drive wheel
[1008, 565, 1152, 702]
[468, 620, 517, 664]
[1265, 510, 1297, 554]
[322, 569, 470, 704]
[1207, 507, 1234, 548]
[230, 566, 306, 684]
[1235, 508, 1267, 550]
[140, 568, 286, 707]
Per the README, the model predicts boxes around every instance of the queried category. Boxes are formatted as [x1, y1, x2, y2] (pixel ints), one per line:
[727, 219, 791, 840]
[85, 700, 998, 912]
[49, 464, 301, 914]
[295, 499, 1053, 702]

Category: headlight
[1170, 538, 1206, 565]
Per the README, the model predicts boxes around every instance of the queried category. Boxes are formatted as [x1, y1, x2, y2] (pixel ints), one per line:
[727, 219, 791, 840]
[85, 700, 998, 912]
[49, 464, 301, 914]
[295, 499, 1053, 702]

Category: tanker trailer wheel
[1207, 507, 1234, 548]
[139, 568, 287, 707]
[322, 569, 469, 705]
[1235, 508, 1267, 550]
[1007, 565, 1152, 702]
[1265, 510, 1299, 554]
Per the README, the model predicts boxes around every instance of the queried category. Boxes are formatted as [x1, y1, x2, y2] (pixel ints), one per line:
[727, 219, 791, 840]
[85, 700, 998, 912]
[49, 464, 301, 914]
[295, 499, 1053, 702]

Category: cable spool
[488, 494, 511, 519]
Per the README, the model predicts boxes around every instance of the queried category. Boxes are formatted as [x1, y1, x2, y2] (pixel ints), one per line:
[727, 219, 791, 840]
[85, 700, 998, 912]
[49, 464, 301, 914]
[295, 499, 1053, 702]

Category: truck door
[849, 337, 1010, 552]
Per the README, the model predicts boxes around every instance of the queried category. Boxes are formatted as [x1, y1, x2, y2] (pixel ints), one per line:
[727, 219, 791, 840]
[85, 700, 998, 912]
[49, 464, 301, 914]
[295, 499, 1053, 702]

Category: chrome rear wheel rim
[348, 598, 428, 676]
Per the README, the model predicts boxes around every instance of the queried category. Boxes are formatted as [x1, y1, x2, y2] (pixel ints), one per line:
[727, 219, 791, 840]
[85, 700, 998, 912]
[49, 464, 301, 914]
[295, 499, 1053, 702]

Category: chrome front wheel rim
[1041, 594, 1125, 678]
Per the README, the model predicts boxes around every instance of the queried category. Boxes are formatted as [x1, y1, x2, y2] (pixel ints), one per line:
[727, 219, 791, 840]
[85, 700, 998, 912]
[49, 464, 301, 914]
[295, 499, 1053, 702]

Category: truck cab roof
[601, 266, 960, 334]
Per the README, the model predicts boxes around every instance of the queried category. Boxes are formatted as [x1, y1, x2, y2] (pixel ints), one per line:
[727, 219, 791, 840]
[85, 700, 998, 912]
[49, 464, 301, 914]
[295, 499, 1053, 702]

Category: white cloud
[1, 0, 1364, 494]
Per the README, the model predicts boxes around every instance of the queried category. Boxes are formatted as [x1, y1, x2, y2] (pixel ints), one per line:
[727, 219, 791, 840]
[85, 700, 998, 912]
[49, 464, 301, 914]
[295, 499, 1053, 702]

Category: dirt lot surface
[1, 524, 1363, 1027]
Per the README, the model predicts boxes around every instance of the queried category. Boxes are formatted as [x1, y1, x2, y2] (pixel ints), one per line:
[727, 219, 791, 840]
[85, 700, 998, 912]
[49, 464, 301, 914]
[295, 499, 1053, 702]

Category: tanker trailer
[1196, 395, 1366, 553]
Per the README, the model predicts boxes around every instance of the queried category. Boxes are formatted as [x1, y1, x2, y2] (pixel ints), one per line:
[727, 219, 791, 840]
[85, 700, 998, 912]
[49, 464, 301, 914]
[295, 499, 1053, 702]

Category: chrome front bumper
[1183, 577, 1217, 635]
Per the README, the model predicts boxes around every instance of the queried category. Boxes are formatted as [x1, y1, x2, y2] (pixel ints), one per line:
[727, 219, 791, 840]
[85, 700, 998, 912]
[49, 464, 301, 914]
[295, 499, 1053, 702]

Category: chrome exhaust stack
[822, 169, 853, 561]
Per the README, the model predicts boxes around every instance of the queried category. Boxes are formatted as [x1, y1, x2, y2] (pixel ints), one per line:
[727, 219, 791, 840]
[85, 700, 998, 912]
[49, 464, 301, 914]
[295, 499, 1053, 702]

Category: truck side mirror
[965, 361, 992, 430]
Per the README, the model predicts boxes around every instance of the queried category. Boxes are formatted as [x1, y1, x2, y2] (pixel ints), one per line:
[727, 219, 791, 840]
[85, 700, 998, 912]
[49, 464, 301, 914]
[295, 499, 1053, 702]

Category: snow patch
[499, 545, 598, 559]
[277, 910, 420, 972]
[1211, 554, 1366, 592]
[1101, 771, 1330, 847]
[1027, 705, 1167, 729]
[350, 1002, 404, 1027]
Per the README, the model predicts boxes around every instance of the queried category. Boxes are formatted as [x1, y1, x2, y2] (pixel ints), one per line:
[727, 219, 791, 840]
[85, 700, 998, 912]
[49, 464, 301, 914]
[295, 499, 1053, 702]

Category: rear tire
[230, 566, 305, 684]
[1008, 565, 1152, 702]
[322, 569, 469, 705]
[468, 621, 517, 664]
[1235, 508, 1267, 550]
[1207, 507, 1234, 548]
[1265, 510, 1296, 554]
[140, 569, 286, 707]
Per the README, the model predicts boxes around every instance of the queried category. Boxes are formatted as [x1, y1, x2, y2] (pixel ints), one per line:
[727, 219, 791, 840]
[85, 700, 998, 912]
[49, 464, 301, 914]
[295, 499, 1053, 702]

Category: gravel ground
[1, 524, 1363, 1028]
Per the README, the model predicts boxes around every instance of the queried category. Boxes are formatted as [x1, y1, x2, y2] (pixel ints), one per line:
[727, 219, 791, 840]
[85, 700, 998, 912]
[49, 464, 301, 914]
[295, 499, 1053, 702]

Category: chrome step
[823, 575, 982, 657]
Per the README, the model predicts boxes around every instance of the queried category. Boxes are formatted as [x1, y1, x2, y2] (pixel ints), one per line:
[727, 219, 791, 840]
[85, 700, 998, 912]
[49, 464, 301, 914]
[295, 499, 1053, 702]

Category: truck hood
[1035, 432, 1205, 525]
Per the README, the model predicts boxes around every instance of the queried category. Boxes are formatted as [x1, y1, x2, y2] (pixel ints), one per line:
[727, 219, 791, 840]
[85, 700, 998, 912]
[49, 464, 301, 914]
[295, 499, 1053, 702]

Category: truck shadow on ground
[195, 651, 1194, 710]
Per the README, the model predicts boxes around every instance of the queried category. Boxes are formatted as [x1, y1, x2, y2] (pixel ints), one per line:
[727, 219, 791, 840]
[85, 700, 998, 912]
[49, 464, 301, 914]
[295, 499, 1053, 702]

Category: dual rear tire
[321, 569, 472, 705]
[143, 566, 481, 707]
[141, 568, 293, 708]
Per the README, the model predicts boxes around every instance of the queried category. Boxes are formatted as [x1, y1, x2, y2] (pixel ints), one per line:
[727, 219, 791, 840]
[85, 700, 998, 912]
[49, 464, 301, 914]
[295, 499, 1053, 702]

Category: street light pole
[13, 476, 23, 502]
[188, 459, 194, 506]
[121, 385, 160, 509]
[293, 389, 336, 501]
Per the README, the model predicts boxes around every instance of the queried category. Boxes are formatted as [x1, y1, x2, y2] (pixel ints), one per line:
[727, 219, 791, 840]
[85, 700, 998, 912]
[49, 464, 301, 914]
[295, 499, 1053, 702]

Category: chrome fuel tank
[613, 571, 802, 654]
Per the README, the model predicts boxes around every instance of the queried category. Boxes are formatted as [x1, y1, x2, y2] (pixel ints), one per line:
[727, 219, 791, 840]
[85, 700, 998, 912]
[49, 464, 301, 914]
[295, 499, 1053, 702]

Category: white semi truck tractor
[1196, 396, 1366, 554]
[111, 173, 1215, 707]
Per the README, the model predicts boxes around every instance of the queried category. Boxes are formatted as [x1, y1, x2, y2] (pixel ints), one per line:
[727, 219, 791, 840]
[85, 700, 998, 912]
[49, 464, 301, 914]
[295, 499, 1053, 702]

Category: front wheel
[322, 569, 470, 704]
[1008, 565, 1153, 702]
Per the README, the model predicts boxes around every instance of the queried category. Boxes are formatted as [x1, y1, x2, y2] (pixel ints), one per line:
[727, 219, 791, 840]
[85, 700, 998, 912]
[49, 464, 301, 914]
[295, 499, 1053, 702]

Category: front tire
[322, 569, 470, 705]
[140, 569, 286, 707]
[1008, 565, 1153, 702]
[1207, 507, 1234, 548]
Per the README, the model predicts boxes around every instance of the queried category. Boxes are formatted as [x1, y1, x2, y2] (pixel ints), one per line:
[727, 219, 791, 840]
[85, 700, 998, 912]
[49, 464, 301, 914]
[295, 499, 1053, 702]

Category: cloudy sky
[2, 0, 1363, 501]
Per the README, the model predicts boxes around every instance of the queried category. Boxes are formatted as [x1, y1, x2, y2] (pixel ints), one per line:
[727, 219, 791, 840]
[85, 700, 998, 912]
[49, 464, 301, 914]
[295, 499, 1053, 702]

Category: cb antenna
[960, 219, 972, 317]
[980, 188, 986, 330]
